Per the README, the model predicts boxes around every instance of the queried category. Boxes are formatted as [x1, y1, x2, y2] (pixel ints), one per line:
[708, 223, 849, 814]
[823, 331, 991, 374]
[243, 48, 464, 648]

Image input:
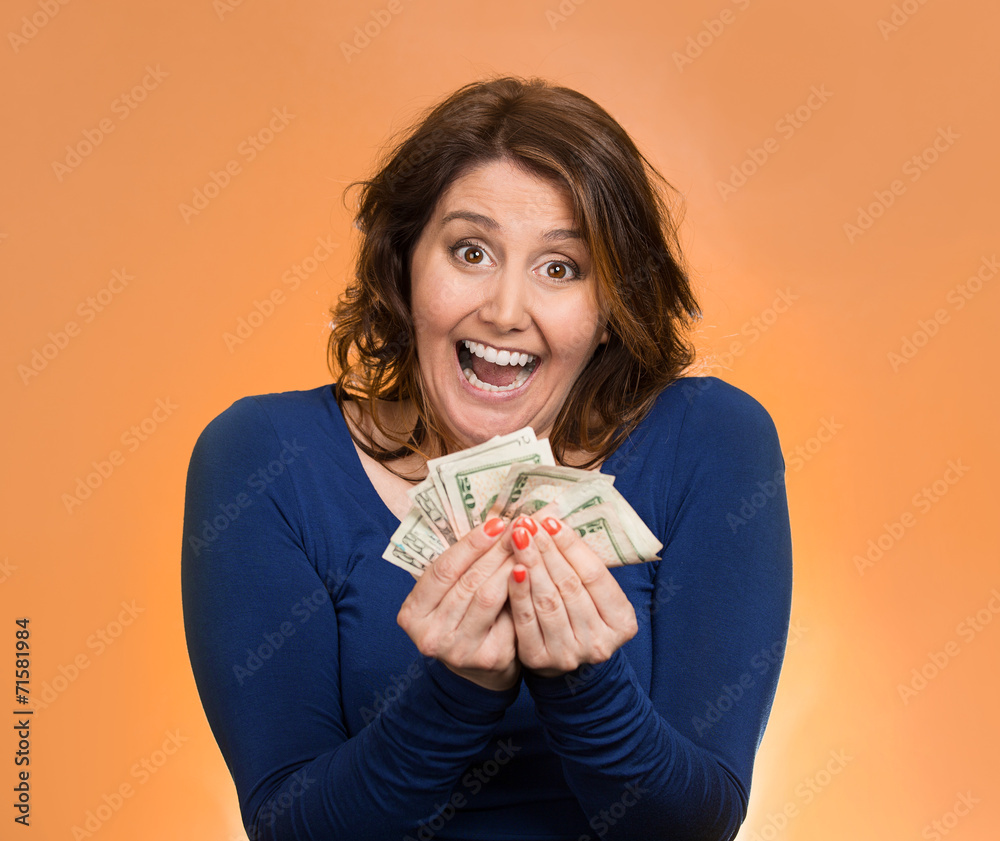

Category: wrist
[445, 661, 522, 692]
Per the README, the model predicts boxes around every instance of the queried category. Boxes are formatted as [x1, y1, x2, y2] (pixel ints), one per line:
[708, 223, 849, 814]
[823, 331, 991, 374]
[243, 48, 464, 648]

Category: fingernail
[512, 528, 530, 550]
[542, 517, 562, 535]
[514, 516, 537, 535]
[512, 568, 526, 584]
[484, 518, 505, 537]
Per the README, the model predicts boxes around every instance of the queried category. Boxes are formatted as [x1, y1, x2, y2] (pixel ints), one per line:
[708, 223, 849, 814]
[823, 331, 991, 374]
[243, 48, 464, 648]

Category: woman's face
[408, 158, 608, 450]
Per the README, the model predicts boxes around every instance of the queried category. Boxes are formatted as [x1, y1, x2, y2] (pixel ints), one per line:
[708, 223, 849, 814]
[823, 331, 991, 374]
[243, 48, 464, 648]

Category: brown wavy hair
[328, 76, 700, 474]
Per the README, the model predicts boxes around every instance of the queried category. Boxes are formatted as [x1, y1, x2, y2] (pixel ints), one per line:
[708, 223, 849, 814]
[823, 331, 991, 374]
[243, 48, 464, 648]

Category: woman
[182, 77, 792, 840]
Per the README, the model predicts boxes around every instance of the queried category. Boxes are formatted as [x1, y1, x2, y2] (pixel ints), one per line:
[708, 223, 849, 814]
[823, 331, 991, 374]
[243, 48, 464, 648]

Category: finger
[431, 531, 517, 632]
[539, 517, 638, 638]
[508, 561, 546, 660]
[404, 518, 508, 617]
[453, 555, 517, 648]
[510, 521, 575, 654]
[528, 518, 608, 642]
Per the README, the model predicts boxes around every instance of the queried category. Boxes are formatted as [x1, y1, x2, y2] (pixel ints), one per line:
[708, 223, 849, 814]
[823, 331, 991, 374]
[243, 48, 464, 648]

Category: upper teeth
[462, 340, 536, 367]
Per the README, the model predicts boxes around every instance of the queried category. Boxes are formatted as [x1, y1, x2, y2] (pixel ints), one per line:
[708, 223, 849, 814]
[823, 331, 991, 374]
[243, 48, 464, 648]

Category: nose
[478, 269, 532, 334]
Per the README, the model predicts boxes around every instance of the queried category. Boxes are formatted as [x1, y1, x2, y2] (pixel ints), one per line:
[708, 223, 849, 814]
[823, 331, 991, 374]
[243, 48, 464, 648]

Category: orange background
[3, 0, 998, 838]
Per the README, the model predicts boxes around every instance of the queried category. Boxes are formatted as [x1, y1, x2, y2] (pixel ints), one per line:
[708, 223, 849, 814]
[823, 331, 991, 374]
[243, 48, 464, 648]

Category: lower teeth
[457, 344, 535, 392]
[462, 367, 530, 392]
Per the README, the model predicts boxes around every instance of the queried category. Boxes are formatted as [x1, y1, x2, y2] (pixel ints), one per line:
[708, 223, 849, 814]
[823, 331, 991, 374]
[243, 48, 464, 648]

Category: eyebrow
[441, 210, 581, 242]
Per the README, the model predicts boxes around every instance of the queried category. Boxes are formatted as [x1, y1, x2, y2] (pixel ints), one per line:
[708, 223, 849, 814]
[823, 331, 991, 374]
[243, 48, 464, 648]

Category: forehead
[433, 159, 578, 225]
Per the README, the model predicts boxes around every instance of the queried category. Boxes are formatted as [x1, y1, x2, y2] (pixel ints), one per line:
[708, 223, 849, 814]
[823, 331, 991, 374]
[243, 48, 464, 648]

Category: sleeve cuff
[424, 657, 521, 722]
[523, 649, 631, 703]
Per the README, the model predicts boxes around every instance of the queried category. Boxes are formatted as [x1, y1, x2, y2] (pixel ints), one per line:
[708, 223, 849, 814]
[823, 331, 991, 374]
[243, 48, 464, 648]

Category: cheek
[411, 268, 469, 337]
[555, 297, 604, 357]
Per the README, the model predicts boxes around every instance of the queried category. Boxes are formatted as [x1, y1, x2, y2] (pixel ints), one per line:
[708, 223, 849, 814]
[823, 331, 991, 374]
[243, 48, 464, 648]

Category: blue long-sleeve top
[180, 376, 793, 840]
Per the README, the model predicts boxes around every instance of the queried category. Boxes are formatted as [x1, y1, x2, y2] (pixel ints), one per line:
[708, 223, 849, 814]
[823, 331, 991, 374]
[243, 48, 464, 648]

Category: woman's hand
[507, 515, 638, 678]
[397, 518, 520, 692]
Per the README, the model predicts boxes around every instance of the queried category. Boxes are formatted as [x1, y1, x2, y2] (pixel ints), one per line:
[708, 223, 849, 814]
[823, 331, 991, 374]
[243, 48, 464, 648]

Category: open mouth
[457, 339, 539, 393]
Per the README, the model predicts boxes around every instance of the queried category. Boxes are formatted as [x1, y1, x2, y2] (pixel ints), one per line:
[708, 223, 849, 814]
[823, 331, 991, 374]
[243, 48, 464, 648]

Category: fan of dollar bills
[382, 427, 662, 578]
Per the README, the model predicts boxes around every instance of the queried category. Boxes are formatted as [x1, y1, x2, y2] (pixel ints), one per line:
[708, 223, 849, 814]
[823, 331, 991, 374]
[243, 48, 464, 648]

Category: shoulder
[648, 376, 779, 448]
[190, 384, 339, 465]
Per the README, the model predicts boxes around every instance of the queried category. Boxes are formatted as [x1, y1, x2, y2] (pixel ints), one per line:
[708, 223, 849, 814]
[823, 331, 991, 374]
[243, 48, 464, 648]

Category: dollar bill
[563, 502, 660, 565]
[439, 439, 555, 536]
[540, 483, 662, 562]
[406, 476, 459, 547]
[381, 426, 661, 575]
[426, 429, 539, 535]
[487, 464, 616, 522]
[382, 506, 447, 578]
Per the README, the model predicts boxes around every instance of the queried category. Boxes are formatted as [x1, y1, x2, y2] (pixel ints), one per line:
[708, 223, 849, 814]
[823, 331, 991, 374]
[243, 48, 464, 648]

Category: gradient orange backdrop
[3, 1, 998, 838]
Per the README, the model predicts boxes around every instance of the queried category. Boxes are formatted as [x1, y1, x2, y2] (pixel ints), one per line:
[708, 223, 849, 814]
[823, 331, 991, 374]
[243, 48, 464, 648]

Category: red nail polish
[512, 528, 530, 550]
[542, 517, 561, 535]
[484, 518, 505, 537]
[515, 516, 537, 535]
[513, 568, 526, 584]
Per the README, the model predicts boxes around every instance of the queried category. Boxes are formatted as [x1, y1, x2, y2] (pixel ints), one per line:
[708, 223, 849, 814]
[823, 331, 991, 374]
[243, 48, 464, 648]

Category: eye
[450, 242, 492, 266]
[539, 260, 580, 281]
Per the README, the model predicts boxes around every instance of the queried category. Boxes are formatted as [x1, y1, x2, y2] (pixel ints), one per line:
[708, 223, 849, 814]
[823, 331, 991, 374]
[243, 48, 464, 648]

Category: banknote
[486, 464, 615, 522]
[563, 502, 660, 566]
[426, 429, 539, 535]
[381, 505, 447, 576]
[383, 427, 659, 577]
[439, 438, 555, 536]
[406, 476, 458, 547]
